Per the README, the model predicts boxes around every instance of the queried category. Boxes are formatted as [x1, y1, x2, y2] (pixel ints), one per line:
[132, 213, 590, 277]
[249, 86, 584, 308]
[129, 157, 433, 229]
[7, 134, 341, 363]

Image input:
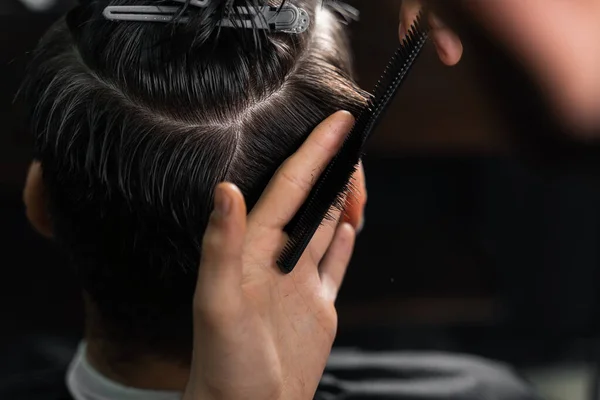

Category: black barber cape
[0, 338, 543, 400]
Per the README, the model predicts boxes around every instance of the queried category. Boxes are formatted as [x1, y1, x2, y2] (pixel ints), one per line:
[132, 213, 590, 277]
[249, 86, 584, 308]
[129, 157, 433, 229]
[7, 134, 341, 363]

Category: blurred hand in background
[400, 0, 600, 136]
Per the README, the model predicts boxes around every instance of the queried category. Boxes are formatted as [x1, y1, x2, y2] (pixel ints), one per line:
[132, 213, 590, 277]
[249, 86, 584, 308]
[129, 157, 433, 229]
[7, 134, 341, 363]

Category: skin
[402, 0, 600, 136]
[24, 111, 367, 399]
[23, 2, 600, 398]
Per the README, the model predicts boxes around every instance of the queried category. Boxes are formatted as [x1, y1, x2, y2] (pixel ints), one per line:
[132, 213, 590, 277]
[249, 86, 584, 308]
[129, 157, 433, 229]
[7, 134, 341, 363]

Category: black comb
[277, 11, 430, 273]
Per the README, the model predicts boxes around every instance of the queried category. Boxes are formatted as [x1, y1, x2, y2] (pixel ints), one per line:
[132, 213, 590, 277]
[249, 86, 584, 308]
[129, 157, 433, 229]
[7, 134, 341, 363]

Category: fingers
[249, 111, 355, 231]
[307, 204, 344, 266]
[400, 0, 463, 66]
[399, 0, 420, 40]
[341, 161, 367, 232]
[195, 183, 247, 323]
[319, 223, 356, 302]
[303, 161, 367, 267]
[429, 13, 463, 66]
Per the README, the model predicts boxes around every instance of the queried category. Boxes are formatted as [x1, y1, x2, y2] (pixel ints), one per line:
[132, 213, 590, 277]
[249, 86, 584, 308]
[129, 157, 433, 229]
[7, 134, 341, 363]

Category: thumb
[194, 183, 247, 325]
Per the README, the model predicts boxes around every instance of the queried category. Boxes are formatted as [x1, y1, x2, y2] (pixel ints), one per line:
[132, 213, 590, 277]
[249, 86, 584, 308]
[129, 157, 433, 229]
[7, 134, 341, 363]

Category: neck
[85, 337, 191, 392]
[82, 295, 192, 392]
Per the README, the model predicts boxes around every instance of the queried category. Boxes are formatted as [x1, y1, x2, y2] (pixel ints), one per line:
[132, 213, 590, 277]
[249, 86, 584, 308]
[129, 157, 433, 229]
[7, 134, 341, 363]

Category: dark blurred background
[3, 1, 600, 397]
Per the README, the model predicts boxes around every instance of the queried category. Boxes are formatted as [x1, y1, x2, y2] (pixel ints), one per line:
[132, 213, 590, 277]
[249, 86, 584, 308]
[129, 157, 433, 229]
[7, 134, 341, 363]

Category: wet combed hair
[20, 0, 367, 361]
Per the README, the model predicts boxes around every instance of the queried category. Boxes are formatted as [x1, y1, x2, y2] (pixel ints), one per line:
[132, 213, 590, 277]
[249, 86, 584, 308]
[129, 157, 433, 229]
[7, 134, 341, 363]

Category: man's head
[22, 0, 367, 362]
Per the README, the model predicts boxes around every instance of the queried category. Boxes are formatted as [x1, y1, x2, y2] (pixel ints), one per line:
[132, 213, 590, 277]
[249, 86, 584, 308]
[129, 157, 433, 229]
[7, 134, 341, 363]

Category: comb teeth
[277, 11, 430, 273]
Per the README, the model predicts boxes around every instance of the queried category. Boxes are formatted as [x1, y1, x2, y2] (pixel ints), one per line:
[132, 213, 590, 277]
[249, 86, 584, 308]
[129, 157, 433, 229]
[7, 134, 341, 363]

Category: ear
[342, 161, 367, 232]
[23, 161, 54, 238]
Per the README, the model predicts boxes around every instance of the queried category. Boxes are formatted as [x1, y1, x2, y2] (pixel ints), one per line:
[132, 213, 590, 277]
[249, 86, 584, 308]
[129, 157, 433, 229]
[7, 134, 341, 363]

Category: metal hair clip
[103, 0, 310, 34]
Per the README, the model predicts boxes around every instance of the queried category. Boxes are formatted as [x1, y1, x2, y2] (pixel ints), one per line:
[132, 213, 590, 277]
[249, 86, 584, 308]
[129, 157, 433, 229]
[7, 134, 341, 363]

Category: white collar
[66, 342, 183, 400]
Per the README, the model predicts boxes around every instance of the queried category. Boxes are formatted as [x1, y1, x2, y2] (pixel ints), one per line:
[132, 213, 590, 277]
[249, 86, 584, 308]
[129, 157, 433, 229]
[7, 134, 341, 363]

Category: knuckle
[202, 229, 224, 252]
[310, 132, 340, 155]
[317, 305, 338, 341]
[326, 317, 338, 339]
[278, 166, 314, 193]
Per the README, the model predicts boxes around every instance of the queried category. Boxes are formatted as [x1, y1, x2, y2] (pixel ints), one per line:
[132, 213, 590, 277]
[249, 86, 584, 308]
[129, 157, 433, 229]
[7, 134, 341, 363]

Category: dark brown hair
[20, 0, 367, 361]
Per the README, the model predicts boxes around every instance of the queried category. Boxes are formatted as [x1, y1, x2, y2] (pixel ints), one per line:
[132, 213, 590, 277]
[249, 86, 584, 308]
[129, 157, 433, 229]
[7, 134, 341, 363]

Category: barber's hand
[400, 0, 463, 67]
[401, 0, 600, 135]
[183, 111, 366, 400]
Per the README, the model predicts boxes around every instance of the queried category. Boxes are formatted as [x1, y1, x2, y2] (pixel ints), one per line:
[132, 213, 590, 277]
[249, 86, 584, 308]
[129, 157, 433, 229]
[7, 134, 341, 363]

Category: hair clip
[103, 0, 310, 34]
[321, 0, 359, 24]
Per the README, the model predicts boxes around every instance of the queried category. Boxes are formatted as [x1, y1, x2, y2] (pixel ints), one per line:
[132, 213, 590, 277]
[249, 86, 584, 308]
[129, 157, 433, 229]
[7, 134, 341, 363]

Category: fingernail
[214, 186, 232, 218]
